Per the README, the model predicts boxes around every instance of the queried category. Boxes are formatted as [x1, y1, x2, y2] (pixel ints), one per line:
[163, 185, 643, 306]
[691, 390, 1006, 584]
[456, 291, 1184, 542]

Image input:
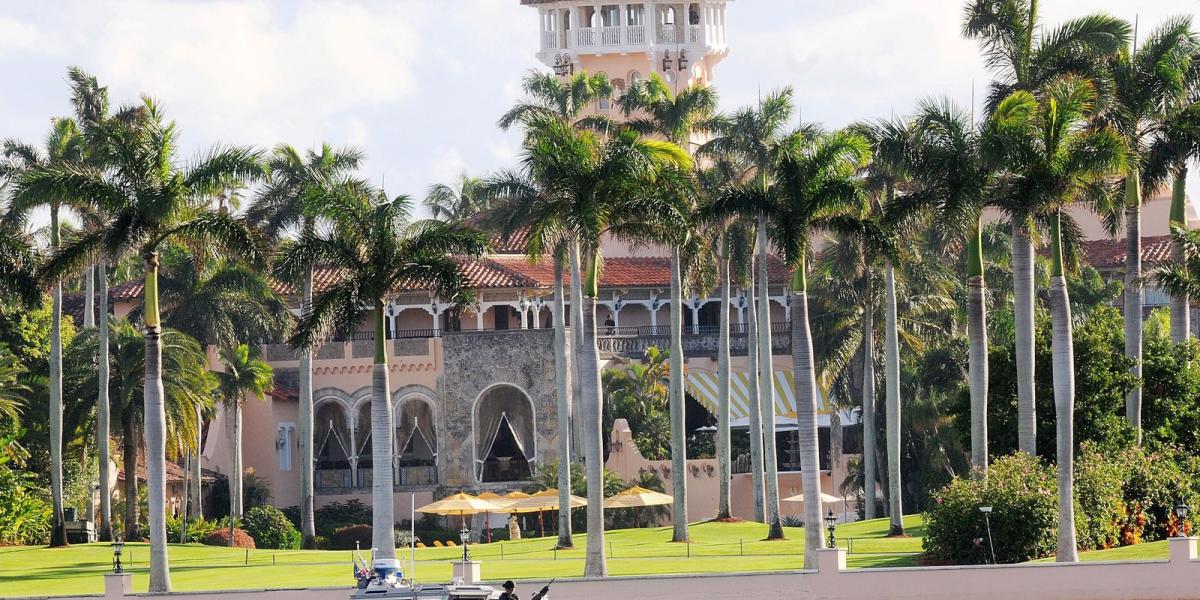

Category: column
[520, 307, 529, 330]
[431, 306, 440, 335]
[646, 0, 657, 44]
[650, 305, 658, 328]
[476, 307, 485, 331]
[691, 301, 701, 334]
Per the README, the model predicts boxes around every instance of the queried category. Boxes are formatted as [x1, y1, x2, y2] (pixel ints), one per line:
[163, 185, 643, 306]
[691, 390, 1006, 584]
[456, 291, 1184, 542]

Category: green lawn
[0, 516, 925, 597]
[1032, 540, 1169, 563]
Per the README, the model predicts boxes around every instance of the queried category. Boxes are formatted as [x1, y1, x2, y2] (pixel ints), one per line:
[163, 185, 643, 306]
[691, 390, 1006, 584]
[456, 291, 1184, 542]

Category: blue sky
[2, 1, 1196, 224]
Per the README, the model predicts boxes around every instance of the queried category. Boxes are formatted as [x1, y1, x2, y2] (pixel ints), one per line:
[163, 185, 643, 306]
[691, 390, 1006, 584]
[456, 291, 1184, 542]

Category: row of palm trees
[0, 0, 1197, 588]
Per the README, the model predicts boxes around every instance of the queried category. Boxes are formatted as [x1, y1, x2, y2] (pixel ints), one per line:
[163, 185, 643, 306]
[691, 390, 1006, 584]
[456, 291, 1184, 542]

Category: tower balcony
[531, 1, 729, 61]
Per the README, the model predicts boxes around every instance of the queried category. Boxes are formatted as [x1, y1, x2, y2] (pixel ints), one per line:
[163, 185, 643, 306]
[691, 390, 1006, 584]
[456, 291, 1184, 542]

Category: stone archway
[473, 384, 537, 483]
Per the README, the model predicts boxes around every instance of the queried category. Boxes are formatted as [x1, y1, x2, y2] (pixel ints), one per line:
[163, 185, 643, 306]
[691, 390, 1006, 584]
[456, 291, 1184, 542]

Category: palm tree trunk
[1050, 211, 1079, 562]
[227, 400, 243, 546]
[1169, 169, 1189, 344]
[191, 407, 202, 520]
[49, 202, 68, 548]
[861, 280, 877, 520]
[97, 261, 113, 541]
[1123, 172, 1143, 443]
[142, 251, 172, 592]
[570, 245, 586, 460]
[968, 218, 989, 475]
[884, 263, 904, 536]
[756, 219, 782, 540]
[122, 408, 138, 541]
[716, 237, 732, 520]
[573, 243, 607, 578]
[1012, 220, 1037, 456]
[553, 259, 574, 549]
[84, 263, 95, 329]
[669, 247, 689, 542]
[298, 259, 317, 548]
[790, 264, 823, 568]
[371, 302, 396, 560]
[745, 276, 766, 522]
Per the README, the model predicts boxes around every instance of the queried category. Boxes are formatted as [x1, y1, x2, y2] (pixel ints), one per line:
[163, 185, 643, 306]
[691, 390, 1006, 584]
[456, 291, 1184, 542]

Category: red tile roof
[1083, 234, 1173, 270]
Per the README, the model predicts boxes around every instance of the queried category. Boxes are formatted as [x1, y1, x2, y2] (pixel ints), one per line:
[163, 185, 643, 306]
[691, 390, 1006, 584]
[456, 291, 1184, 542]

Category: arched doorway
[474, 384, 536, 483]
[395, 395, 438, 485]
[314, 399, 353, 489]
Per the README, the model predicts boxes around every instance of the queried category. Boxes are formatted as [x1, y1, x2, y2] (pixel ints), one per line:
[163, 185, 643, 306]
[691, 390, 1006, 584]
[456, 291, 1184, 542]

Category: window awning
[686, 370, 859, 427]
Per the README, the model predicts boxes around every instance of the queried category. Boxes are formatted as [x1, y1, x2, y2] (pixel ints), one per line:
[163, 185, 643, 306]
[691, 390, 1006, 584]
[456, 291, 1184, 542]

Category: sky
[1, 0, 1197, 224]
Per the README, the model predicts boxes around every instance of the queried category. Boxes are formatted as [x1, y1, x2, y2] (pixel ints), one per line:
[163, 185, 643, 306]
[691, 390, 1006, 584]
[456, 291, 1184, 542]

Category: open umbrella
[507, 489, 587, 537]
[416, 492, 504, 530]
[781, 491, 844, 506]
[602, 486, 674, 528]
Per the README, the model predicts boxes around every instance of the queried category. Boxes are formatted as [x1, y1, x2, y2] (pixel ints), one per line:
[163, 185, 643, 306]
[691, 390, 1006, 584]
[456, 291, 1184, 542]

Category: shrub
[281, 505, 301, 531]
[329, 524, 372, 550]
[394, 528, 414, 548]
[166, 515, 221, 543]
[923, 453, 1057, 564]
[1113, 445, 1198, 542]
[203, 527, 256, 549]
[242, 505, 301, 550]
[314, 500, 373, 538]
[0, 435, 51, 545]
[1073, 444, 1125, 550]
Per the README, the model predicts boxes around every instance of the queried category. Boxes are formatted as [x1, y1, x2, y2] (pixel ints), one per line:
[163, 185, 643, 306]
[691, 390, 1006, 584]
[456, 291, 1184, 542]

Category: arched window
[628, 70, 643, 86]
[314, 398, 353, 488]
[395, 395, 438, 485]
[474, 384, 537, 483]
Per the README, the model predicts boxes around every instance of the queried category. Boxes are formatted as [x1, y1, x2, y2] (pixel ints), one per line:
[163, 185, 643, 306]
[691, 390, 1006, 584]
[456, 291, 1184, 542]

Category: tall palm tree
[908, 99, 1000, 463]
[247, 142, 363, 549]
[214, 344, 274, 542]
[962, 0, 1130, 456]
[2, 118, 84, 548]
[15, 97, 264, 591]
[0, 346, 29, 426]
[1102, 18, 1196, 439]
[62, 320, 214, 541]
[1144, 77, 1200, 343]
[282, 184, 487, 562]
[855, 116, 920, 531]
[425, 173, 488, 222]
[773, 128, 870, 566]
[701, 88, 801, 539]
[618, 72, 717, 542]
[989, 75, 1125, 562]
[489, 118, 689, 577]
[0, 227, 40, 308]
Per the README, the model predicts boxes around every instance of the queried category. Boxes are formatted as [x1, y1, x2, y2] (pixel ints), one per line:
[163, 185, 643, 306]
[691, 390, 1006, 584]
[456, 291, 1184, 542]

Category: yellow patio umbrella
[507, 489, 587, 538]
[602, 486, 674, 528]
[475, 491, 511, 543]
[781, 491, 844, 505]
[416, 492, 504, 529]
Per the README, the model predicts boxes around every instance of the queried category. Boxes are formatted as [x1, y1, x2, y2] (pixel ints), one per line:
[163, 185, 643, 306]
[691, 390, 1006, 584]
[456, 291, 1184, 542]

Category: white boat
[351, 558, 497, 600]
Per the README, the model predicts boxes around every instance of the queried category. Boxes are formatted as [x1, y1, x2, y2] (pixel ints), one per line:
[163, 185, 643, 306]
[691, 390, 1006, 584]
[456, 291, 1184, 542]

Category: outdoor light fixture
[112, 537, 125, 574]
[553, 53, 574, 77]
[979, 506, 997, 564]
[1176, 502, 1190, 522]
[825, 508, 837, 549]
[459, 527, 471, 563]
[677, 50, 689, 71]
[662, 50, 673, 72]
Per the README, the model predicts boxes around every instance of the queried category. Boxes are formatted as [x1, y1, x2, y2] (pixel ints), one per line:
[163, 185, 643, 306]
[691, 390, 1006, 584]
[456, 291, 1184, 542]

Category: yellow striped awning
[686, 370, 830, 422]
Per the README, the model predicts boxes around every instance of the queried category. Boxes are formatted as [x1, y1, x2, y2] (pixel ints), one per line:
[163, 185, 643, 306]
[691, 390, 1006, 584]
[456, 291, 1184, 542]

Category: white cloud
[429, 148, 468, 184]
[0, 16, 48, 59]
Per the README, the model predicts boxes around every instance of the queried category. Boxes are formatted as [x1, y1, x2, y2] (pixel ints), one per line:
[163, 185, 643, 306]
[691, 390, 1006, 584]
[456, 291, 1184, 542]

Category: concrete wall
[82, 538, 1200, 600]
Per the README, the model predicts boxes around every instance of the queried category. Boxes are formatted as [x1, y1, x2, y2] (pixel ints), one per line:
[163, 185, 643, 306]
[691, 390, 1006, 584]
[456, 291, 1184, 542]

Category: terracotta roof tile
[1083, 234, 1173, 270]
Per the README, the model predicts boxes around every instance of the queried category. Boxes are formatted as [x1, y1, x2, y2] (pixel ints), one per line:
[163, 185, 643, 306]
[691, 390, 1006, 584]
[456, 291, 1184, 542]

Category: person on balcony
[604, 316, 616, 335]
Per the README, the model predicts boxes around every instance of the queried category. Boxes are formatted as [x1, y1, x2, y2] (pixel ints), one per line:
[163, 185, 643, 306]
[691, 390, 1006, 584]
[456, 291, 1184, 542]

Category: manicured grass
[0, 516, 926, 597]
[1031, 540, 1169, 563]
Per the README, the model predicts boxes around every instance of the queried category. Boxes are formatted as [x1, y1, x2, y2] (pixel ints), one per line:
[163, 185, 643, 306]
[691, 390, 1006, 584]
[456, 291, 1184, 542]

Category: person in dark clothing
[604, 316, 616, 335]
[498, 580, 550, 600]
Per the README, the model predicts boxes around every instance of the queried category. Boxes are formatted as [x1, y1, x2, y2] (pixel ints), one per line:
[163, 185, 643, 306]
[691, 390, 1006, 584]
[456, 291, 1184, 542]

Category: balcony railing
[600, 26, 622, 45]
[598, 322, 793, 358]
[657, 26, 677, 44]
[541, 30, 557, 49]
[689, 25, 702, 43]
[314, 464, 437, 493]
[626, 25, 646, 44]
[574, 27, 596, 47]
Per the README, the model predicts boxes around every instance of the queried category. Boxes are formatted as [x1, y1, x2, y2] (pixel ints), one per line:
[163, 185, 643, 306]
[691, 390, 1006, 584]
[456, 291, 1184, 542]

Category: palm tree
[214, 344, 274, 542]
[962, 0, 1130, 456]
[988, 75, 1126, 562]
[0, 227, 40, 308]
[908, 99, 1000, 463]
[773, 128, 870, 566]
[2, 118, 84, 548]
[1103, 18, 1196, 439]
[1144, 78, 1200, 343]
[0, 346, 29, 426]
[281, 183, 487, 562]
[1157, 226, 1200, 314]
[701, 88, 801, 539]
[247, 142, 363, 549]
[425, 173, 488, 221]
[854, 116, 920, 531]
[62, 320, 214, 541]
[14, 97, 264, 591]
[618, 72, 717, 542]
[489, 118, 689, 577]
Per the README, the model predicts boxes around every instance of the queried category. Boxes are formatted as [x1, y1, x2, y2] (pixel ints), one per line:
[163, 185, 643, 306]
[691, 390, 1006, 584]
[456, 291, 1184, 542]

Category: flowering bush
[923, 453, 1058, 564]
[203, 527, 256, 548]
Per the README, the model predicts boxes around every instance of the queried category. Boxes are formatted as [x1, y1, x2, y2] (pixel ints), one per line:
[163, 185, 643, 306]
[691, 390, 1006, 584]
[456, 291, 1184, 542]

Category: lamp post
[824, 508, 837, 549]
[979, 506, 996, 564]
[1174, 502, 1190, 537]
[459, 527, 471, 563]
[111, 537, 125, 574]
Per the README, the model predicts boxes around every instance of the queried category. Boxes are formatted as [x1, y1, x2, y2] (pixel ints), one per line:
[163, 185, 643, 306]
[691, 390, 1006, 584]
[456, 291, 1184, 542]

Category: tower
[522, 1, 731, 94]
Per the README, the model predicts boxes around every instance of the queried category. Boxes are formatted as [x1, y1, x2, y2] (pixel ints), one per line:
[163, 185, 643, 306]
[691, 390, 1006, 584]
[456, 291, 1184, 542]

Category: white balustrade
[657, 26, 677, 44]
[626, 25, 646, 44]
[689, 25, 702, 44]
[541, 30, 558, 49]
[575, 27, 596, 47]
[600, 26, 621, 46]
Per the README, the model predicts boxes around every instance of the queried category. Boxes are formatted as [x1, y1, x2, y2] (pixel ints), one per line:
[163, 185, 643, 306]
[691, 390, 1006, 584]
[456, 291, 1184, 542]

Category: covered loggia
[473, 384, 537, 483]
[313, 398, 353, 489]
[395, 396, 438, 485]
